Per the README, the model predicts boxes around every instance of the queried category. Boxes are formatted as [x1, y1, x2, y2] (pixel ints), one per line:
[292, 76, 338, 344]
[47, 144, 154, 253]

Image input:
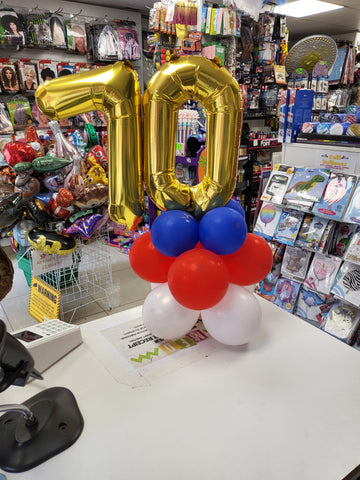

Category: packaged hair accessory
[0, 9, 26, 46]
[49, 13, 67, 49]
[65, 20, 87, 55]
[93, 22, 119, 62]
[0, 59, 20, 93]
[38, 59, 57, 84]
[22, 10, 52, 47]
[5, 97, 34, 127]
[15, 59, 39, 93]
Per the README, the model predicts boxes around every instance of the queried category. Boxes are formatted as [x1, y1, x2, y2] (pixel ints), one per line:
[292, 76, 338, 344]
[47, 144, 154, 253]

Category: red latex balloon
[221, 233, 273, 286]
[168, 249, 229, 310]
[4, 142, 37, 167]
[129, 232, 175, 283]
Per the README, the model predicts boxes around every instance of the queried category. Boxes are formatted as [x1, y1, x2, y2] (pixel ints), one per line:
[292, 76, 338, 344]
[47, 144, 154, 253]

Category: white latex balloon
[202, 284, 262, 346]
[150, 282, 163, 290]
[142, 283, 200, 340]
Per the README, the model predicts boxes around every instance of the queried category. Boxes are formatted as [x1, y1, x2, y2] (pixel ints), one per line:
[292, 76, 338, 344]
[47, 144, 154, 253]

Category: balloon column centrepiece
[35, 55, 273, 347]
[133, 55, 273, 346]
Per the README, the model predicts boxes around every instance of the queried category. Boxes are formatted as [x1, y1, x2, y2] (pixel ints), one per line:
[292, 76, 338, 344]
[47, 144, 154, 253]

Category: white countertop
[1, 297, 360, 480]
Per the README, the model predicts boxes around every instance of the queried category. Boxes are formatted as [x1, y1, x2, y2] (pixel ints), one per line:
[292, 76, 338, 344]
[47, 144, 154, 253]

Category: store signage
[315, 149, 357, 173]
[29, 277, 61, 323]
[31, 250, 73, 276]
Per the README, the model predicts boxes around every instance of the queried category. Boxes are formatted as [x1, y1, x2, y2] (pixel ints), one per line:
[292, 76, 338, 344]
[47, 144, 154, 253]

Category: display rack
[20, 228, 113, 323]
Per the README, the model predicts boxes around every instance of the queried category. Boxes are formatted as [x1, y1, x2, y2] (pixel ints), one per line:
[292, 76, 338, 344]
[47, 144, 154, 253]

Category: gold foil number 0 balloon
[144, 55, 243, 218]
[35, 56, 243, 227]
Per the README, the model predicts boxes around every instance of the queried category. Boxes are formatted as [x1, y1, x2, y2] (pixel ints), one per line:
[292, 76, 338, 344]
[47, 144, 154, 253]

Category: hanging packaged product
[65, 19, 88, 55]
[15, 58, 39, 93]
[21, 9, 52, 48]
[0, 8, 26, 46]
[0, 58, 20, 94]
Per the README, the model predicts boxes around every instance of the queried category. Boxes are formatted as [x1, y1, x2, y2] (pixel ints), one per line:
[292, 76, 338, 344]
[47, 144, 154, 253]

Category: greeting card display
[281, 245, 312, 281]
[253, 203, 282, 239]
[255, 241, 286, 301]
[0, 9, 26, 46]
[343, 180, 360, 224]
[331, 261, 360, 307]
[295, 285, 335, 325]
[344, 227, 360, 264]
[284, 167, 330, 211]
[295, 214, 328, 251]
[320, 300, 360, 344]
[260, 164, 294, 205]
[304, 252, 342, 294]
[312, 173, 357, 220]
[0, 101, 13, 134]
[273, 276, 301, 313]
[273, 208, 305, 246]
[328, 222, 358, 257]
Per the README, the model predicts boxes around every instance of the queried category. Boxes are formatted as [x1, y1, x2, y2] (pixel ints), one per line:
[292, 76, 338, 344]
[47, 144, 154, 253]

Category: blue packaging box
[285, 89, 314, 143]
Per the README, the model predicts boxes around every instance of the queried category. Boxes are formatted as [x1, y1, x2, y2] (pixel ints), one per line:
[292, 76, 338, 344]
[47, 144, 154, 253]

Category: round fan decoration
[285, 35, 337, 75]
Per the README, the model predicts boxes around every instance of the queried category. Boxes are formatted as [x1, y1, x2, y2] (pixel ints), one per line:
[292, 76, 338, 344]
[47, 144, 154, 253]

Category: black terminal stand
[0, 320, 84, 473]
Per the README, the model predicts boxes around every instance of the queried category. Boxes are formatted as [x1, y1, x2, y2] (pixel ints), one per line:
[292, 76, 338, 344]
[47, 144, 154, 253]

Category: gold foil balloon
[143, 55, 243, 218]
[35, 62, 143, 230]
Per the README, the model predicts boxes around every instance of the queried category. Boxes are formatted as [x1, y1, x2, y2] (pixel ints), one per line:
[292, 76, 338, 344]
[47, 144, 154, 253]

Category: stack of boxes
[278, 89, 314, 143]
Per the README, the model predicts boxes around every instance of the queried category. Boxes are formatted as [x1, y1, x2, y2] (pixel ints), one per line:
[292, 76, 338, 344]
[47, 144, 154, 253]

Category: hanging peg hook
[70, 9, 83, 20]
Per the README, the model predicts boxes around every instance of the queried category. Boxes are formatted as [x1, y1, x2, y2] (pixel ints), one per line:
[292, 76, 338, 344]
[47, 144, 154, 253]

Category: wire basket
[17, 228, 114, 323]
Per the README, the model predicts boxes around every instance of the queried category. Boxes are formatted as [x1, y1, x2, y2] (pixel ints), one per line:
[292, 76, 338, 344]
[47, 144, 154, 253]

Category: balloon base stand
[0, 387, 84, 473]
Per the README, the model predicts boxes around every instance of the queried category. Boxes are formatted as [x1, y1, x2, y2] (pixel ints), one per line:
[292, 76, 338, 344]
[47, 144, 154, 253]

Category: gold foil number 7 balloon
[36, 56, 243, 228]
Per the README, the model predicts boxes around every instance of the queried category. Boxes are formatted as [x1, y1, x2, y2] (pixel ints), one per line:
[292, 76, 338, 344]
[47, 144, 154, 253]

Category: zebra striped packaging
[331, 261, 360, 308]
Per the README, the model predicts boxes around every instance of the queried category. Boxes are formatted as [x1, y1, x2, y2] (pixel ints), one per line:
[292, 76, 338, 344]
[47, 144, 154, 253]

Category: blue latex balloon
[151, 210, 199, 257]
[199, 207, 247, 255]
[225, 199, 245, 218]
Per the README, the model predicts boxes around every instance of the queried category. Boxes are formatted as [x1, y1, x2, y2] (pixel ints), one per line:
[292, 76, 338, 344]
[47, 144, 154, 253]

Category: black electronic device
[0, 319, 84, 473]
